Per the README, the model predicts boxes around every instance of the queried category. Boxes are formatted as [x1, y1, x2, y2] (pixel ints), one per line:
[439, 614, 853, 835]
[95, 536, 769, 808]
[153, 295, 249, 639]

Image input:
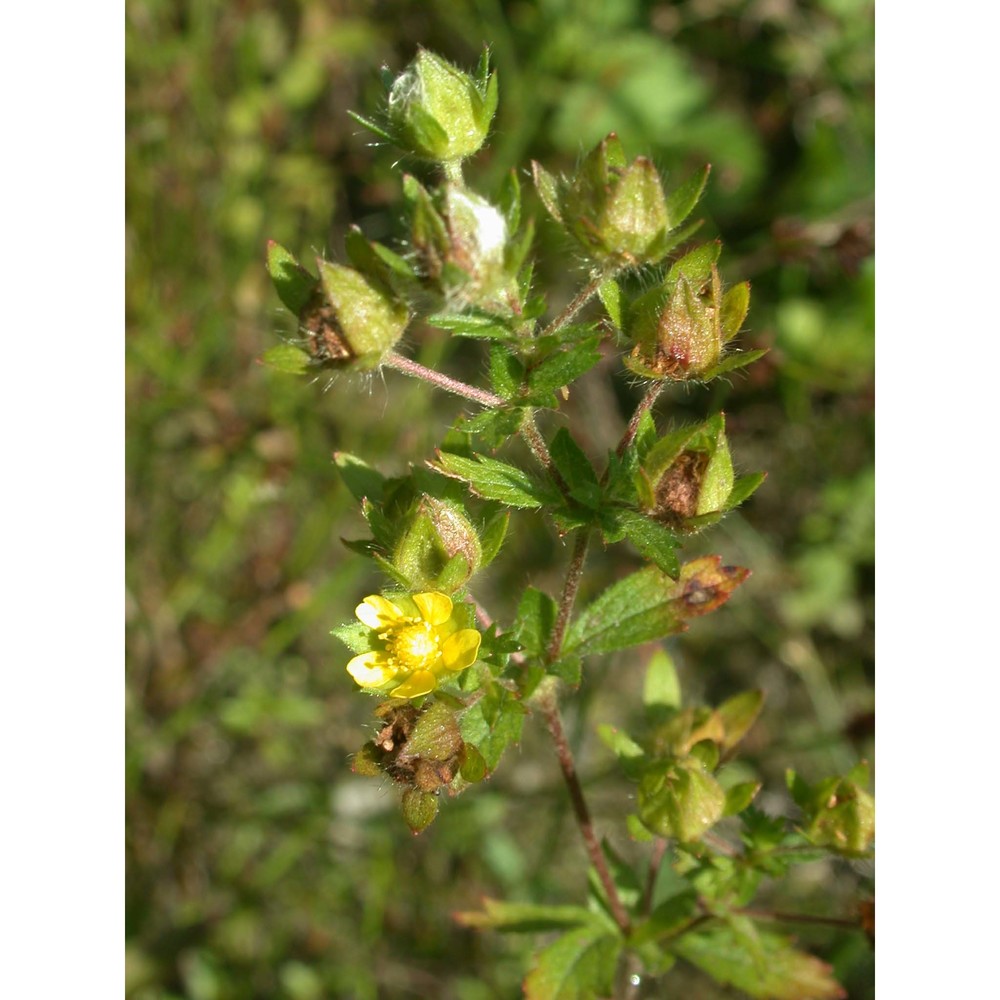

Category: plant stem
[616, 382, 665, 457]
[641, 837, 669, 916]
[383, 351, 505, 408]
[540, 266, 619, 339]
[537, 688, 632, 935]
[519, 409, 571, 497]
[546, 530, 589, 663]
[733, 906, 861, 931]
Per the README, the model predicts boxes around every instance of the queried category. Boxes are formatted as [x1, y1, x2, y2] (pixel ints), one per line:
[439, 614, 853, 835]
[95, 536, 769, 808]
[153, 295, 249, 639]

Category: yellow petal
[356, 595, 404, 629]
[440, 629, 481, 672]
[346, 651, 394, 688]
[390, 670, 437, 699]
[412, 591, 452, 626]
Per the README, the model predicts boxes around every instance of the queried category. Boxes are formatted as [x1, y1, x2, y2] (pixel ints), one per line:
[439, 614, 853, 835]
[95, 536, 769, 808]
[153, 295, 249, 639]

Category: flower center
[386, 621, 440, 670]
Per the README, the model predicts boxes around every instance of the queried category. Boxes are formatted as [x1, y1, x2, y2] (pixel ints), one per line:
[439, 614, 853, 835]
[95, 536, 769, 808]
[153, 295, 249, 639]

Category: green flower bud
[624, 244, 751, 381]
[788, 763, 875, 855]
[392, 495, 483, 593]
[637, 414, 735, 532]
[637, 755, 726, 843]
[407, 177, 514, 309]
[298, 259, 409, 371]
[387, 49, 497, 163]
[533, 133, 677, 265]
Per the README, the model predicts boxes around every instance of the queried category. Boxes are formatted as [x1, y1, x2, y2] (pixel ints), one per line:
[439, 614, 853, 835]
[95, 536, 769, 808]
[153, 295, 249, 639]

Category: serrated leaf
[489, 344, 524, 398]
[434, 452, 560, 508]
[674, 924, 846, 1000]
[331, 621, 375, 655]
[266, 241, 317, 313]
[548, 428, 600, 501]
[334, 451, 386, 503]
[565, 557, 748, 656]
[598, 278, 622, 330]
[524, 926, 621, 1000]
[527, 337, 603, 397]
[616, 511, 681, 578]
[455, 898, 600, 933]
[665, 164, 711, 230]
[643, 649, 681, 711]
[261, 344, 312, 375]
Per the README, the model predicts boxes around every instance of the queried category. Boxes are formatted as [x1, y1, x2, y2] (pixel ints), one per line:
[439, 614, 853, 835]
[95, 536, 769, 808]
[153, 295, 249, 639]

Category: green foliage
[128, 5, 873, 998]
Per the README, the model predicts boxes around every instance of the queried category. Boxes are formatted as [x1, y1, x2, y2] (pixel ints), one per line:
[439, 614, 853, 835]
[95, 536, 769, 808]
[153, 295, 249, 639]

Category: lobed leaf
[434, 452, 560, 509]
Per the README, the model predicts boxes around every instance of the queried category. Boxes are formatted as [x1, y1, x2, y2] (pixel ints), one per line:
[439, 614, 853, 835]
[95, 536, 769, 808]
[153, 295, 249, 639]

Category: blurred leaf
[261, 344, 311, 375]
[266, 240, 316, 313]
[524, 925, 621, 1000]
[643, 649, 681, 711]
[717, 690, 764, 754]
[334, 451, 386, 503]
[666, 164, 711, 230]
[455, 898, 599, 933]
[674, 924, 846, 1000]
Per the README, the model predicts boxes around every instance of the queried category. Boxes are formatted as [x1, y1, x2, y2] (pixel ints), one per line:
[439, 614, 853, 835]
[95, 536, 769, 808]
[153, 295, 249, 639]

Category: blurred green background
[126, 1, 874, 996]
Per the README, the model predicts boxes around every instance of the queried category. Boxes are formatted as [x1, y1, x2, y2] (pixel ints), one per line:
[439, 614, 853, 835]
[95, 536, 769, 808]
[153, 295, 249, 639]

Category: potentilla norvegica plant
[264, 47, 873, 1000]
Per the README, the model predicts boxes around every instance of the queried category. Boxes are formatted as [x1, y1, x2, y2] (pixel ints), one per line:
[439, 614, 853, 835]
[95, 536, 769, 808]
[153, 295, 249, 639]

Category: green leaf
[723, 781, 762, 816]
[615, 511, 680, 578]
[345, 108, 395, 143]
[330, 621, 375, 656]
[266, 240, 317, 313]
[454, 898, 601, 933]
[674, 924, 846, 1000]
[637, 756, 725, 842]
[665, 164, 711, 230]
[460, 691, 526, 771]
[700, 348, 769, 380]
[643, 649, 681, 711]
[565, 558, 748, 656]
[260, 344, 312, 375]
[479, 510, 509, 567]
[598, 278, 622, 330]
[498, 167, 522, 233]
[725, 471, 766, 511]
[717, 690, 764, 754]
[514, 587, 557, 658]
[489, 344, 524, 398]
[333, 452, 386, 503]
[632, 889, 700, 945]
[427, 311, 516, 340]
[523, 925, 621, 1000]
[532, 160, 563, 222]
[548, 428, 600, 503]
[721, 280, 751, 342]
[460, 743, 488, 783]
[527, 337, 603, 399]
[434, 452, 560, 509]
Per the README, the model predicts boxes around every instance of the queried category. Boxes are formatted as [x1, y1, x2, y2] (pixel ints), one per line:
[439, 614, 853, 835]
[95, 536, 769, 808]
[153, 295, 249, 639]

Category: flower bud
[533, 133, 675, 265]
[637, 414, 734, 532]
[637, 755, 726, 843]
[298, 259, 409, 371]
[625, 244, 751, 381]
[387, 49, 497, 163]
[393, 495, 483, 593]
[407, 178, 514, 309]
[788, 763, 875, 855]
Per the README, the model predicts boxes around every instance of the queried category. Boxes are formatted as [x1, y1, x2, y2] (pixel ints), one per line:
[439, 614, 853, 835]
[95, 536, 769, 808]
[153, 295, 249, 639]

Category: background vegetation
[126, 1, 874, 996]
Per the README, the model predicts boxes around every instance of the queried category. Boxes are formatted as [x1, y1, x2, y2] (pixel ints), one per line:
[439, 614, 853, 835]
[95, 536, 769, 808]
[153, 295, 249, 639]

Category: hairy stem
[733, 906, 862, 931]
[546, 530, 589, 663]
[537, 689, 632, 935]
[383, 351, 505, 408]
[540, 265, 620, 339]
[617, 382, 665, 457]
[519, 409, 571, 497]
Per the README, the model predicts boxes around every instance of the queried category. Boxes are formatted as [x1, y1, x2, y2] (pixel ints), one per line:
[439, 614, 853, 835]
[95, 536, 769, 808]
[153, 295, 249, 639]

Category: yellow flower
[346, 591, 482, 699]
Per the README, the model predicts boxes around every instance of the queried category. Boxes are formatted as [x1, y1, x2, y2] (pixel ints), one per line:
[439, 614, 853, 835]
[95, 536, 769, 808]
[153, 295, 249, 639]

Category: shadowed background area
[126, 1, 873, 996]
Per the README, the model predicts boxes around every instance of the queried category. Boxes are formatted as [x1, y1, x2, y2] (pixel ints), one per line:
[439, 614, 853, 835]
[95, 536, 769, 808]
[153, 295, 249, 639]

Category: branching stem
[540, 265, 620, 339]
[519, 409, 571, 497]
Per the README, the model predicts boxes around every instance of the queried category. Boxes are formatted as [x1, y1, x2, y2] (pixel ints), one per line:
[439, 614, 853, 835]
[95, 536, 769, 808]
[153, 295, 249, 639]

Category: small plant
[265, 48, 873, 1000]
